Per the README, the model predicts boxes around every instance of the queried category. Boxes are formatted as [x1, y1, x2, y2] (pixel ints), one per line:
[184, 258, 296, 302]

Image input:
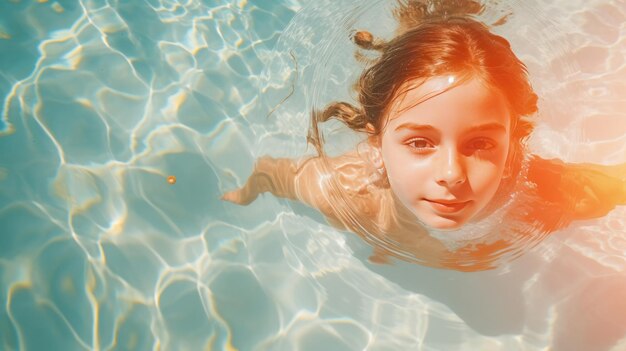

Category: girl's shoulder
[326, 150, 384, 196]
[319, 150, 390, 228]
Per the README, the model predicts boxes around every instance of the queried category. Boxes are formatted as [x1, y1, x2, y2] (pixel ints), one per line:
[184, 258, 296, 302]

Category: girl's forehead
[384, 76, 512, 130]
[389, 76, 490, 112]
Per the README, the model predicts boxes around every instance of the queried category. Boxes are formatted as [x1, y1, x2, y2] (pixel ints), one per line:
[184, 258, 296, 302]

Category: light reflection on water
[0, 0, 625, 350]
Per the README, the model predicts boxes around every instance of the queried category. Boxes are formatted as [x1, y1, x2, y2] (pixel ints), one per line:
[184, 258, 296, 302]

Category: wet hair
[312, 0, 537, 173]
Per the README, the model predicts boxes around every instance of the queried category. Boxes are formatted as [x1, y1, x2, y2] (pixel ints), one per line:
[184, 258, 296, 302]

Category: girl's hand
[564, 162, 626, 220]
[221, 157, 293, 206]
[221, 158, 270, 205]
[221, 185, 258, 205]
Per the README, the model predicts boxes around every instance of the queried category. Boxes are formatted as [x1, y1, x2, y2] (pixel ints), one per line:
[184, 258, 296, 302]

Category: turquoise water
[1, 0, 626, 350]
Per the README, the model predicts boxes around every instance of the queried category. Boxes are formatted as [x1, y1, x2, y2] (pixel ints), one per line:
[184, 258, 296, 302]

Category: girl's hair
[313, 0, 537, 172]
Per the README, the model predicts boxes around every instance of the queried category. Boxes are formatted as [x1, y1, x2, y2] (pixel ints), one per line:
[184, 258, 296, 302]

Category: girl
[222, 0, 626, 271]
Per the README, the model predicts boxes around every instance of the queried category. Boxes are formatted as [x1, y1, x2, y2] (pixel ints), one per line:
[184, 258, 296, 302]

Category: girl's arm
[527, 155, 626, 221]
[222, 156, 342, 222]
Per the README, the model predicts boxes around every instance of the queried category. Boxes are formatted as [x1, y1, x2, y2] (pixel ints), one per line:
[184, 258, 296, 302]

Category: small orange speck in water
[167, 175, 176, 184]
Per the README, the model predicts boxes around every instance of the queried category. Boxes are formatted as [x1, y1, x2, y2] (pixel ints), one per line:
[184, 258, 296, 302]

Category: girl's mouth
[425, 199, 471, 214]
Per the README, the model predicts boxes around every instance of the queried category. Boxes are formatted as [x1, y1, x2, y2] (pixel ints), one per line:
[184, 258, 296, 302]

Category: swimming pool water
[1, 0, 625, 350]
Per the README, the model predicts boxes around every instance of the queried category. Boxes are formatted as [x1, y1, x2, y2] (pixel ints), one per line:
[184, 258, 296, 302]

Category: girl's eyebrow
[464, 122, 507, 134]
[394, 123, 438, 132]
[394, 122, 507, 133]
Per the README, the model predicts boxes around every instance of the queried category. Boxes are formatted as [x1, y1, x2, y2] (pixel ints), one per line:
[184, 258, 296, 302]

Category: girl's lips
[425, 199, 471, 214]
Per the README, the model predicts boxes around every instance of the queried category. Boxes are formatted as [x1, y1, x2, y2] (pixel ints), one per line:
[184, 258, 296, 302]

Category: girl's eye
[468, 138, 496, 151]
[406, 138, 434, 150]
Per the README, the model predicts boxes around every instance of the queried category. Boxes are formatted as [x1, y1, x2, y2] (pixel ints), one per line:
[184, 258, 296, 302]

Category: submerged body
[223, 77, 626, 270]
[223, 150, 626, 271]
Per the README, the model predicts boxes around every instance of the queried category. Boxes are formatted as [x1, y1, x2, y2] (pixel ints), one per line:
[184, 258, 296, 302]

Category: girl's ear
[365, 123, 384, 169]
[502, 162, 511, 179]
[369, 146, 384, 170]
[502, 144, 517, 179]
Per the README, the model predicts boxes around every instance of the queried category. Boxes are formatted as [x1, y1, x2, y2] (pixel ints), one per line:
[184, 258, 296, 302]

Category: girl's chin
[412, 201, 490, 230]
[417, 214, 468, 230]
[428, 221, 466, 230]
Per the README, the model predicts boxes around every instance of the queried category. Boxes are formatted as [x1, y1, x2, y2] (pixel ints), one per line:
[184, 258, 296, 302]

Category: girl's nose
[435, 147, 467, 187]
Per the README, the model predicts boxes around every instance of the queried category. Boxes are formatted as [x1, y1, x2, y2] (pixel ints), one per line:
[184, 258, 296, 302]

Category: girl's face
[372, 76, 512, 229]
